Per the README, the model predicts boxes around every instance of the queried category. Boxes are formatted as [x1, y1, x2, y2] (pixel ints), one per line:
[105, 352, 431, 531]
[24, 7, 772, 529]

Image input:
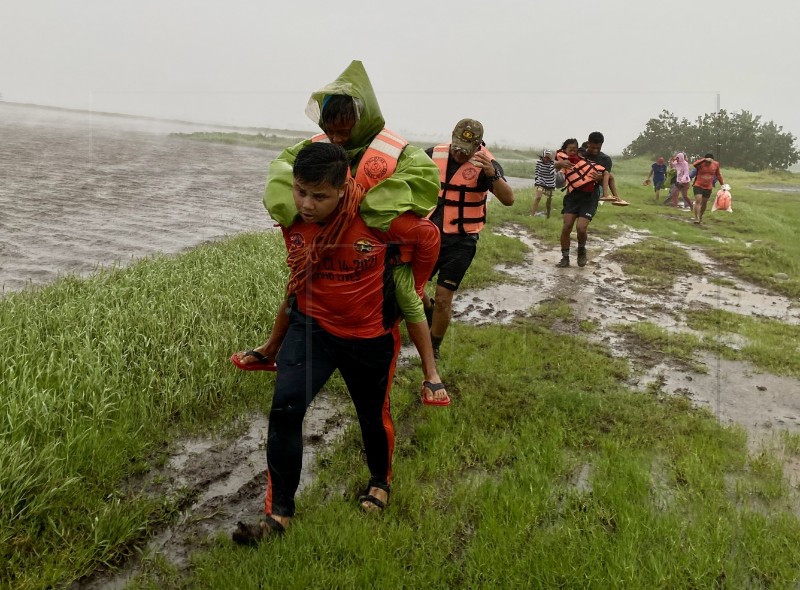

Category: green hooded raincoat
[263, 60, 440, 231]
[263, 61, 439, 323]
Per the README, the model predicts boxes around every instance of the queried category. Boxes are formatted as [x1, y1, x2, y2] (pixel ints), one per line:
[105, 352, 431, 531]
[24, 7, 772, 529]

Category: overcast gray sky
[2, 0, 799, 153]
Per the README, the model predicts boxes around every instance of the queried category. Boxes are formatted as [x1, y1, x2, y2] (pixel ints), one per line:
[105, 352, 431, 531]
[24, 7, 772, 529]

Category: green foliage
[172, 322, 799, 589]
[623, 109, 800, 171]
[0, 231, 287, 589]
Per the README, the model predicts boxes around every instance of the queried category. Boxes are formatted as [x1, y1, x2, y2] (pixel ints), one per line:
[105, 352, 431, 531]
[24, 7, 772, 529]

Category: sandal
[421, 380, 450, 406]
[359, 486, 389, 513]
[231, 514, 285, 546]
[230, 349, 277, 372]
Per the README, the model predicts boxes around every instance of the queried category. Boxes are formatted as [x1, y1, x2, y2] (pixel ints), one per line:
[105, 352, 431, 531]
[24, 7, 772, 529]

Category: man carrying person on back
[234, 60, 450, 407]
[691, 153, 725, 224]
[422, 118, 515, 360]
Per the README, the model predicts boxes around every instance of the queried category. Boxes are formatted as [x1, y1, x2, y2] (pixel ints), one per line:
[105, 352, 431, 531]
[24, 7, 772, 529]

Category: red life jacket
[311, 128, 408, 191]
[430, 143, 493, 235]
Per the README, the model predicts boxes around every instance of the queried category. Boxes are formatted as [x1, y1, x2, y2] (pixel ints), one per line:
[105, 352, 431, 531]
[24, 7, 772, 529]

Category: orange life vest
[563, 157, 606, 192]
[311, 128, 408, 191]
[430, 143, 493, 235]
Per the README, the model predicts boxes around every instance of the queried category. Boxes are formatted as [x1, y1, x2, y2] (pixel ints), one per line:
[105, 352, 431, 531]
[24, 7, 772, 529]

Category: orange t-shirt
[283, 212, 438, 338]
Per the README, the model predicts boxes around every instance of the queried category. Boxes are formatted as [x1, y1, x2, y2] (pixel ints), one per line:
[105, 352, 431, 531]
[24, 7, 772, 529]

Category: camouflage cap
[451, 118, 484, 153]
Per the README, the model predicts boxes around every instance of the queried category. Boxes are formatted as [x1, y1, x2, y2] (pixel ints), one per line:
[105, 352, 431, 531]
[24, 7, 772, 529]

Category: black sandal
[231, 514, 286, 546]
[359, 485, 389, 513]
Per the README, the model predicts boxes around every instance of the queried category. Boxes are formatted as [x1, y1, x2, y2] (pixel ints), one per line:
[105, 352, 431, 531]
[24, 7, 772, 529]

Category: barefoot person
[691, 152, 725, 224]
[232, 143, 445, 544]
[422, 118, 515, 360]
[233, 60, 448, 406]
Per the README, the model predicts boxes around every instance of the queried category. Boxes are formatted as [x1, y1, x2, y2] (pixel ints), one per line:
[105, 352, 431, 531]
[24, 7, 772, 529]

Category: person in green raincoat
[232, 62, 448, 537]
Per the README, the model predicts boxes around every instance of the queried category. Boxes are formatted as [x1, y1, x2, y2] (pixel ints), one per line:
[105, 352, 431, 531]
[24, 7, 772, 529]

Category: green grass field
[2, 143, 800, 589]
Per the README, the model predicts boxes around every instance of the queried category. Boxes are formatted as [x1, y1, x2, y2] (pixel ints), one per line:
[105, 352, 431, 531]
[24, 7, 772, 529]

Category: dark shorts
[693, 187, 712, 198]
[561, 189, 599, 220]
[653, 180, 665, 191]
[430, 233, 478, 291]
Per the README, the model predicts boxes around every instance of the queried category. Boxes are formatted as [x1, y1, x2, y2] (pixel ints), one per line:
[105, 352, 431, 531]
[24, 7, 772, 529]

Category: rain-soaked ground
[76, 222, 800, 590]
[451, 223, 800, 446]
[5, 105, 799, 587]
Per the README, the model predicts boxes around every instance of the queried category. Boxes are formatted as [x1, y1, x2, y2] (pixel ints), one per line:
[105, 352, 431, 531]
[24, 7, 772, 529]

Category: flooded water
[0, 103, 278, 295]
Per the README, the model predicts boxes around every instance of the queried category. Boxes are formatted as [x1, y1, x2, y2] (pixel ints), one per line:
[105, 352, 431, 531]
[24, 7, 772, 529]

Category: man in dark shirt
[554, 131, 612, 268]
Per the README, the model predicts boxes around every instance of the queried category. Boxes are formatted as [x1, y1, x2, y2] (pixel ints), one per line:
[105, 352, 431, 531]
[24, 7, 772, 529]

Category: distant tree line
[623, 109, 799, 171]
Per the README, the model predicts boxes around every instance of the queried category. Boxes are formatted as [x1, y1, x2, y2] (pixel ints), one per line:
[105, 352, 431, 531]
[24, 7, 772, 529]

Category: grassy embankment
[3, 135, 800, 589]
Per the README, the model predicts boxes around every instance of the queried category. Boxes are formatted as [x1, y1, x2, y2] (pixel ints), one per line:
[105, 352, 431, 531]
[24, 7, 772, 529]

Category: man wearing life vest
[553, 131, 613, 268]
[422, 119, 515, 360]
[233, 62, 450, 526]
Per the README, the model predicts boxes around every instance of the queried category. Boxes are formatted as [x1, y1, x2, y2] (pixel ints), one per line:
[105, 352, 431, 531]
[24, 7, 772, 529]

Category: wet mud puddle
[74, 391, 349, 590]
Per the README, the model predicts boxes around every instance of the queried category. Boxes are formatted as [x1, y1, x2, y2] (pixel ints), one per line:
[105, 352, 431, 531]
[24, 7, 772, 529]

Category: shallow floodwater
[0, 103, 279, 295]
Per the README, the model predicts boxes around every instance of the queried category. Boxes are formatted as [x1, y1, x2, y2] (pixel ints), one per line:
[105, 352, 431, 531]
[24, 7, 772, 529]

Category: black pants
[265, 308, 399, 517]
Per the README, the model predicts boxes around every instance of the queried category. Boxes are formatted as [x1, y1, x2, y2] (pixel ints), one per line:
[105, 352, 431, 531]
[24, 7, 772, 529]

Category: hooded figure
[264, 60, 440, 230]
[673, 152, 690, 184]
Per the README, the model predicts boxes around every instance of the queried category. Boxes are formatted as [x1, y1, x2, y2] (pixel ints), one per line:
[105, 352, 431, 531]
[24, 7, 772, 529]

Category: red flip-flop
[230, 349, 277, 372]
[421, 381, 450, 406]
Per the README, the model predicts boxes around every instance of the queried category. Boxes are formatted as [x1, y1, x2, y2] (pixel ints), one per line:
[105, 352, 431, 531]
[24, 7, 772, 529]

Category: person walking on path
[670, 152, 693, 209]
[554, 131, 613, 268]
[233, 60, 448, 406]
[644, 156, 668, 201]
[422, 118, 515, 360]
[231, 142, 445, 545]
[531, 149, 557, 218]
[691, 152, 725, 224]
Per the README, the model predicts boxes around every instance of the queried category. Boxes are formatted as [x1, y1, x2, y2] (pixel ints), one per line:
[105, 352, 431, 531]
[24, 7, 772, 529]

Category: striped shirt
[534, 158, 556, 188]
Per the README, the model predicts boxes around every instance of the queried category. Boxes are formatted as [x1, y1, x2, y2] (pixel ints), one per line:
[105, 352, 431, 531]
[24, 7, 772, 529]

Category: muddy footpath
[76, 217, 800, 590]
[4, 106, 798, 588]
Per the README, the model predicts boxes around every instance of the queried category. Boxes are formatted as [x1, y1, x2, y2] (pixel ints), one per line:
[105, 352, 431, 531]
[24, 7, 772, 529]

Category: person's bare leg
[557, 214, 576, 267]
[430, 286, 455, 351]
[531, 187, 543, 215]
[576, 217, 590, 244]
[406, 319, 448, 403]
[699, 196, 709, 222]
